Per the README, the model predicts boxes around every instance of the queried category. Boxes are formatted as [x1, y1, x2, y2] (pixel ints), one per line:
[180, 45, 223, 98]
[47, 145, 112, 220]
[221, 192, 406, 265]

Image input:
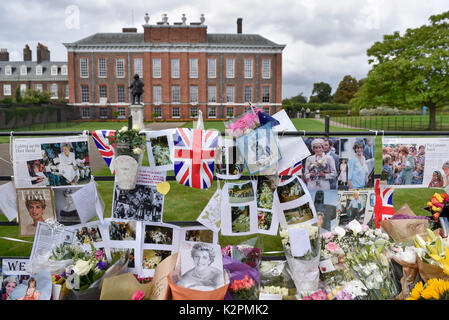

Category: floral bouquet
[345, 243, 399, 300]
[222, 236, 263, 271]
[407, 278, 449, 300]
[301, 289, 328, 300]
[229, 275, 258, 300]
[307, 158, 329, 187]
[225, 110, 260, 138]
[280, 224, 321, 295]
[57, 244, 129, 300]
[259, 260, 297, 300]
[107, 126, 146, 161]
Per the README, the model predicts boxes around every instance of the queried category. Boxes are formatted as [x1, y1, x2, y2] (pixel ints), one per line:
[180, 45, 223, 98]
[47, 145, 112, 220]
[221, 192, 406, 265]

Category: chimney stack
[37, 43, 50, 63]
[23, 44, 32, 61]
[237, 18, 242, 34]
[0, 49, 9, 61]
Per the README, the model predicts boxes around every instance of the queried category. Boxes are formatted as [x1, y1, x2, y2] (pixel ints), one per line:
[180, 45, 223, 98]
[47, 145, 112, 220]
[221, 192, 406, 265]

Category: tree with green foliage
[333, 75, 360, 104]
[290, 92, 308, 104]
[351, 11, 449, 130]
[309, 82, 333, 103]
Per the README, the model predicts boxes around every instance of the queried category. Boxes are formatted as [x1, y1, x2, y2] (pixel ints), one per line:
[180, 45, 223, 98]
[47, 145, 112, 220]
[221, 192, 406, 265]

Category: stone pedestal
[129, 104, 144, 130]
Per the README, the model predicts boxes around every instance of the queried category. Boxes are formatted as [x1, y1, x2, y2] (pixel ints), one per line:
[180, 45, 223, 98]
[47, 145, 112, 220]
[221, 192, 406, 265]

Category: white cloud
[0, 0, 446, 98]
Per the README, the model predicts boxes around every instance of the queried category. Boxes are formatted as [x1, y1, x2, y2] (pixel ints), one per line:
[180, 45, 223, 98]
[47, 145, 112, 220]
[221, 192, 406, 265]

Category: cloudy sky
[1, 0, 447, 99]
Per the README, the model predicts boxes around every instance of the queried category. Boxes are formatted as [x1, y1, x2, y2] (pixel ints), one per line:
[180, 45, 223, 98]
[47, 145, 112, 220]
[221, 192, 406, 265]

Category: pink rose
[302, 296, 312, 300]
[326, 242, 340, 252]
[132, 290, 146, 300]
[95, 250, 105, 260]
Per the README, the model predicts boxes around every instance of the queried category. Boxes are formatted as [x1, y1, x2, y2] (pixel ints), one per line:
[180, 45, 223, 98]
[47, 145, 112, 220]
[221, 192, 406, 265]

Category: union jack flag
[173, 128, 218, 189]
[92, 130, 116, 174]
[374, 179, 395, 228]
[279, 161, 302, 176]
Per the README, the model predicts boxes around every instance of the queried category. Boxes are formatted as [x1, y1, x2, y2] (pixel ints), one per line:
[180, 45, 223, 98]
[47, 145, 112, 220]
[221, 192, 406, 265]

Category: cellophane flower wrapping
[259, 260, 297, 299]
[224, 236, 264, 271]
[223, 255, 259, 300]
[224, 110, 260, 138]
[280, 224, 321, 297]
[63, 248, 129, 300]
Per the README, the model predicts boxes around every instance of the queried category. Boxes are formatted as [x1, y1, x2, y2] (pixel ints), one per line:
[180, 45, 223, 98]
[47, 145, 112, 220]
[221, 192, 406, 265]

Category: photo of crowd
[144, 225, 173, 245]
[74, 225, 103, 244]
[112, 184, 164, 222]
[381, 144, 426, 186]
[185, 229, 214, 243]
[109, 221, 136, 241]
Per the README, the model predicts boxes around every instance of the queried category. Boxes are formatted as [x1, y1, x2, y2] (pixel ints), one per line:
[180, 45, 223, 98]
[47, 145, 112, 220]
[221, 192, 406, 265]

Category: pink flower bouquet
[225, 110, 260, 137]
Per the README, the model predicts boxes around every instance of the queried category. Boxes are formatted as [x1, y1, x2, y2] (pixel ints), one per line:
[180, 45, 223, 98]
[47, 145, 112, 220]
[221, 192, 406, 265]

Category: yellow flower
[421, 286, 440, 300]
[407, 281, 424, 300]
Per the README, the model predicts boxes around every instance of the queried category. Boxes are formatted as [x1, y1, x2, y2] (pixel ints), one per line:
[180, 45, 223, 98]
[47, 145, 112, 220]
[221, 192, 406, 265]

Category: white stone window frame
[226, 86, 234, 103]
[226, 107, 234, 118]
[80, 58, 89, 78]
[190, 106, 198, 118]
[172, 106, 180, 118]
[118, 107, 126, 118]
[50, 83, 58, 98]
[81, 85, 89, 103]
[51, 65, 58, 76]
[61, 65, 68, 76]
[244, 58, 253, 79]
[262, 59, 271, 79]
[153, 86, 162, 105]
[20, 84, 27, 95]
[98, 58, 107, 78]
[189, 58, 198, 79]
[190, 85, 198, 103]
[208, 86, 216, 103]
[262, 86, 270, 103]
[207, 58, 216, 78]
[116, 58, 125, 78]
[154, 106, 162, 118]
[207, 106, 216, 118]
[35, 65, 43, 76]
[3, 84, 11, 96]
[171, 85, 180, 103]
[82, 107, 90, 119]
[152, 58, 161, 78]
[65, 84, 69, 99]
[34, 84, 43, 92]
[226, 58, 235, 78]
[134, 58, 143, 78]
[244, 86, 252, 103]
[117, 85, 126, 103]
[5, 65, 12, 76]
[20, 65, 27, 76]
[99, 85, 108, 99]
[171, 58, 180, 79]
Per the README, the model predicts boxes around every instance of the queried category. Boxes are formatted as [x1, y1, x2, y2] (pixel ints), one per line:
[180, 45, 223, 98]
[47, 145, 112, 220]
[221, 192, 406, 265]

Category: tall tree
[309, 82, 332, 103]
[290, 92, 308, 104]
[333, 75, 360, 104]
[351, 11, 449, 129]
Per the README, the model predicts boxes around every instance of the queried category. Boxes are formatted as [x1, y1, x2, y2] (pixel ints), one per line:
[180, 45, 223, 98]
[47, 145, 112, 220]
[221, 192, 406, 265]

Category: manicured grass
[0, 119, 437, 257]
[331, 114, 449, 131]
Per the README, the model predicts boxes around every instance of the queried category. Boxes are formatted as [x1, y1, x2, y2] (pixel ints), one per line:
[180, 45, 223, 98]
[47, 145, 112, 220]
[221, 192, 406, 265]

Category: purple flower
[335, 289, 352, 300]
[95, 250, 105, 260]
[61, 271, 66, 278]
[97, 261, 108, 270]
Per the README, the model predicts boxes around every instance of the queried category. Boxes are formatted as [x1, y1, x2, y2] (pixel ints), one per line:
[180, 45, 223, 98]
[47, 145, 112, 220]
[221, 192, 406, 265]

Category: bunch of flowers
[301, 289, 328, 300]
[327, 280, 368, 300]
[232, 244, 262, 270]
[345, 244, 399, 300]
[258, 211, 272, 231]
[107, 126, 146, 160]
[257, 182, 274, 209]
[229, 275, 258, 300]
[225, 111, 260, 137]
[260, 285, 289, 296]
[232, 214, 251, 233]
[407, 278, 449, 300]
[134, 274, 153, 285]
[280, 224, 320, 260]
[413, 229, 449, 274]
[142, 256, 162, 270]
[132, 290, 148, 300]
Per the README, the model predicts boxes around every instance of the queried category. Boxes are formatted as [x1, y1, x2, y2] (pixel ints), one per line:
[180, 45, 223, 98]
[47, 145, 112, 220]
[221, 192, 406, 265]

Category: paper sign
[288, 227, 311, 257]
[319, 259, 336, 273]
[0, 182, 18, 221]
[148, 253, 178, 300]
[71, 182, 103, 223]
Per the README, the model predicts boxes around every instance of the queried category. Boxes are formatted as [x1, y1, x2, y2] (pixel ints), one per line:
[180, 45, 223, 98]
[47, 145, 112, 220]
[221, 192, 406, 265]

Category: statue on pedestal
[129, 74, 144, 105]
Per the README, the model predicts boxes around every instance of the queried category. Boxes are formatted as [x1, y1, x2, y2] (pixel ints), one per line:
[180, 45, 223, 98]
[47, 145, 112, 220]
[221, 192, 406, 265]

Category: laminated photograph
[8, 269, 52, 300]
[215, 136, 244, 180]
[105, 218, 142, 247]
[310, 190, 338, 232]
[0, 182, 18, 222]
[71, 181, 105, 224]
[236, 123, 282, 175]
[53, 186, 82, 225]
[68, 220, 106, 250]
[274, 176, 317, 229]
[140, 222, 181, 278]
[30, 221, 75, 263]
[221, 181, 258, 236]
[256, 176, 280, 236]
[177, 242, 225, 291]
[381, 137, 449, 188]
[337, 190, 375, 227]
[180, 225, 218, 245]
[12, 135, 91, 188]
[145, 129, 175, 171]
[17, 187, 55, 237]
[1, 259, 30, 300]
[112, 167, 166, 222]
[197, 187, 222, 232]
[302, 137, 375, 190]
[271, 109, 311, 174]
[109, 247, 137, 274]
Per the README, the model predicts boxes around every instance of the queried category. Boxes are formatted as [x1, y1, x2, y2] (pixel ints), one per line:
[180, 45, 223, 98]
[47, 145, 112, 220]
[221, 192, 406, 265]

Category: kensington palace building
[63, 14, 285, 121]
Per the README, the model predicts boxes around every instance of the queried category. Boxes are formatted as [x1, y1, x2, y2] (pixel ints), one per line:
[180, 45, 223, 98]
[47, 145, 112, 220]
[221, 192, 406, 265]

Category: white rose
[119, 126, 128, 132]
[334, 226, 346, 238]
[133, 147, 143, 155]
[73, 260, 91, 276]
[347, 220, 362, 235]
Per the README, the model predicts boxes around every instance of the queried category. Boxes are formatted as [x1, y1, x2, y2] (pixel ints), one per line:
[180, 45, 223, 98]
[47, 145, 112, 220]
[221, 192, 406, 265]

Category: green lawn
[0, 118, 436, 257]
